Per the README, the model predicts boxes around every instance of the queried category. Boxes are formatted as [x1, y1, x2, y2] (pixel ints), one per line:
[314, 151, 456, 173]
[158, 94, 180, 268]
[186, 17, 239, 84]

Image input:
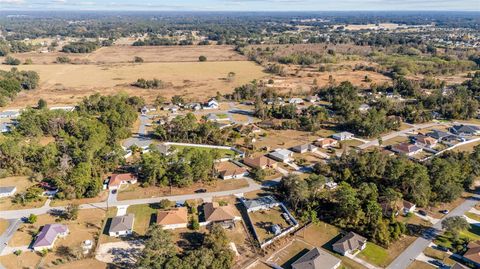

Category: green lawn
[126, 204, 157, 235]
[357, 242, 390, 267]
[172, 145, 237, 158]
[465, 212, 480, 222]
[460, 224, 480, 241]
[435, 224, 480, 249]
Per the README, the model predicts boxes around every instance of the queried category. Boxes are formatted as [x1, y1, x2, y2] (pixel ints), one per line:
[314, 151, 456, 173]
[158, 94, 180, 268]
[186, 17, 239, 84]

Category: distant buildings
[413, 135, 438, 148]
[450, 124, 480, 136]
[203, 98, 219, 110]
[314, 138, 338, 149]
[32, 224, 69, 251]
[291, 144, 318, 154]
[332, 232, 367, 256]
[291, 247, 341, 269]
[109, 214, 135, 237]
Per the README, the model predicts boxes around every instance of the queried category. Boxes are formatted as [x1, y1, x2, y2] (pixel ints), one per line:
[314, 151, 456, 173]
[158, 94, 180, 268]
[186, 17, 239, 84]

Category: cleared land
[2, 60, 265, 109]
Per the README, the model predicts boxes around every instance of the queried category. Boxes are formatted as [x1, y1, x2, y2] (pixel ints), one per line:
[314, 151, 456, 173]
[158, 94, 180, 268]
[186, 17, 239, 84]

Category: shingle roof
[32, 224, 68, 248]
[0, 186, 16, 194]
[291, 144, 317, 152]
[215, 161, 248, 178]
[292, 247, 341, 269]
[243, 155, 277, 168]
[452, 125, 480, 134]
[204, 202, 237, 222]
[109, 214, 134, 233]
[427, 129, 451, 140]
[157, 207, 188, 226]
[242, 196, 278, 210]
[109, 173, 136, 187]
[391, 142, 421, 154]
[332, 232, 367, 253]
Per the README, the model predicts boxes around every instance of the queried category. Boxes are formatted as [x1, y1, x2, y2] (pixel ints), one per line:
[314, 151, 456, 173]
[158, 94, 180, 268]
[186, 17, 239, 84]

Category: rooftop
[157, 207, 188, 226]
[32, 224, 68, 248]
[292, 247, 341, 269]
[109, 214, 135, 233]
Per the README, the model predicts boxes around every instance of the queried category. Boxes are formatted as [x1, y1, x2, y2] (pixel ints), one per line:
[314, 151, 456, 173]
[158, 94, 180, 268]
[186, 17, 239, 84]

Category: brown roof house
[332, 232, 367, 256]
[413, 135, 438, 148]
[109, 214, 135, 237]
[463, 241, 480, 267]
[243, 155, 277, 170]
[314, 138, 338, 149]
[32, 224, 69, 251]
[292, 247, 341, 269]
[203, 202, 240, 228]
[391, 142, 422, 157]
[157, 207, 188, 230]
[108, 173, 137, 190]
[214, 161, 248, 180]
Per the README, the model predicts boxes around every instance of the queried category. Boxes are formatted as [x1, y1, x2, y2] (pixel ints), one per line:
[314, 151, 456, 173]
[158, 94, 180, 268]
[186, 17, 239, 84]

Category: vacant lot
[249, 206, 291, 243]
[2, 60, 265, 109]
[2, 45, 247, 64]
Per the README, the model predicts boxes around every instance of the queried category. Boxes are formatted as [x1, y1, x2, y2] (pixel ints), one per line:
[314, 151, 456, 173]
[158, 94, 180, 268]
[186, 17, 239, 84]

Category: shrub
[132, 78, 166, 89]
[27, 213, 37, 224]
[56, 56, 71, 64]
[4, 56, 21, 65]
[158, 199, 172, 209]
[198, 55, 207, 62]
[134, 56, 144, 63]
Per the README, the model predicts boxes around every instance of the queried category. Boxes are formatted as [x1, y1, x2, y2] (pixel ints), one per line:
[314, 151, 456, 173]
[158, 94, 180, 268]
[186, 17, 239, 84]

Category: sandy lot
[1, 61, 265, 108]
[1, 45, 247, 64]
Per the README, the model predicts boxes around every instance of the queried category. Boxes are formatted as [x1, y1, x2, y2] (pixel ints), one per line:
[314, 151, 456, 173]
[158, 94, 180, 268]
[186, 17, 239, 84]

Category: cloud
[0, 0, 24, 4]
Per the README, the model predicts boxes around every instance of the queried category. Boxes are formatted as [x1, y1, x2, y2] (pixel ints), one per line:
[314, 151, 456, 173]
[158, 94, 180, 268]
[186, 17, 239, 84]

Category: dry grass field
[1, 60, 265, 108]
[1, 45, 246, 64]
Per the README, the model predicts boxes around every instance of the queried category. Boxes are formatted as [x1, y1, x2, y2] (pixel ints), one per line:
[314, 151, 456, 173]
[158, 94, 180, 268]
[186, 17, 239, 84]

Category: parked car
[111, 189, 117, 194]
[440, 209, 449, 214]
[418, 210, 428, 216]
[195, 188, 207, 193]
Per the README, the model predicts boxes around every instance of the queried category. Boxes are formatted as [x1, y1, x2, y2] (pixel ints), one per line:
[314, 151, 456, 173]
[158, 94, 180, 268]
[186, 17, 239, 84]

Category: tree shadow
[281, 248, 310, 269]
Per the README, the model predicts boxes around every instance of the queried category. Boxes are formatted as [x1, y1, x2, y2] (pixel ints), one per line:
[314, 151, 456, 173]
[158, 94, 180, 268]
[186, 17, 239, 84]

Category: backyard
[248, 206, 291, 243]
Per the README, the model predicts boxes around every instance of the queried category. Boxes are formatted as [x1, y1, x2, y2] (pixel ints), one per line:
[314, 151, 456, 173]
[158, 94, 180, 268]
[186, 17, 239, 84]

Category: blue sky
[0, 0, 478, 11]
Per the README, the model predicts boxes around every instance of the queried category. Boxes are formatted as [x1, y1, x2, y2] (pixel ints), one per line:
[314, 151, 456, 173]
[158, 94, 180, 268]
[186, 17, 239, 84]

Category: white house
[32, 224, 69, 251]
[268, 148, 294, 163]
[203, 98, 219, 110]
[0, 186, 16, 198]
[289, 98, 304, 104]
[332, 132, 354, 141]
[109, 214, 135, 237]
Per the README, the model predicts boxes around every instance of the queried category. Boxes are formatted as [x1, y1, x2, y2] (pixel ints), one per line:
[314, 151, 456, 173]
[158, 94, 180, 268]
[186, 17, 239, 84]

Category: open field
[1, 60, 265, 109]
[2, 45, 247, 64]
[117, 178, 249, 201]
[172, 145, 238, 158]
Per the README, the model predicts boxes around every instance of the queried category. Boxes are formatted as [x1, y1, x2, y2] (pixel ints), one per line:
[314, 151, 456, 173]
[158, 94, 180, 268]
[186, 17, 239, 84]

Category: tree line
[0, 68, 39, 107]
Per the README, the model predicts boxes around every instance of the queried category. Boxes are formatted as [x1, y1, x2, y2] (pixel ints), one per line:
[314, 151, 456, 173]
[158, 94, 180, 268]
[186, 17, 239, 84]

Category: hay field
[1, 61, 265, 108]
[1, 45, 246, 64]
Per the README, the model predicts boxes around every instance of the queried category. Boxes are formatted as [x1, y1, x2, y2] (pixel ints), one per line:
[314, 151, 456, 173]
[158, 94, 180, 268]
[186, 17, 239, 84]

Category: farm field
[1, 60, 265, 109]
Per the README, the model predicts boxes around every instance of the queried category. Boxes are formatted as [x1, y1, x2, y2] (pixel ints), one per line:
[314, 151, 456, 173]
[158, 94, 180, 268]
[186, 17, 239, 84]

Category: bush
[27, 213, 37, 224]
[13, 250, 22, 256]
[132, 78, 166, 89]
[198, 55, 207, 62]
[190, 218, 200, 230]
[56, 56, 71, 63]
[158, 199, 172, 209]
[134, 56, 144, 63]
[4, 56, 21, 65]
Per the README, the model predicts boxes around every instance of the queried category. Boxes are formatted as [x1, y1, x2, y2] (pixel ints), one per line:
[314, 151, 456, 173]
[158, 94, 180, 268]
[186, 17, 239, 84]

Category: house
[451, 263, 469, 269]
[157, 207, 188, 230]
[268, 149, 294, 163]
[187, 103, 202, 111]
[243, 155, 277, 169]
[332, 232, 367, 256]
[0, 122, 12, 133]
[155, 143, 172, 155]
[305, 96, 319, 103]
[291, 144, 318, 154]
[289, 98, 304, 104]
[332, 132, 354, 141]
[451, 125, 480, 136]
[292, 247, 341, 269]
[0, 110, 21, 119]
[241, 196, 280, 212]
[38, 182, 58, 197]
[203, 98, 219, 110]
[234, 124, 262, 134]
[314, 138, 338, 148]
[108, 173, 137, 190]
[109, 214, 135, 237]
[427, 129, 452, 141]
[206, 113, 230, 122]
[413, 135, 438, 148]
[325, 181, 338, 190]
[463, 241, 480, 267]
[163, 105, 179, 113]
[391, 143, 422, 156]
[50, 106, 75, 112]
[203, 202, 239, 227]
[214, 161, 248, 180]
[32, 224, 69, 251]
[0, 186, 16, 198]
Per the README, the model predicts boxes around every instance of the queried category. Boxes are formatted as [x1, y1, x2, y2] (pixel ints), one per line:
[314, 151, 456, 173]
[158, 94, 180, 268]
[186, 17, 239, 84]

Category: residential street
[387, 191, 480, 269]
[0, 219, 21, 254]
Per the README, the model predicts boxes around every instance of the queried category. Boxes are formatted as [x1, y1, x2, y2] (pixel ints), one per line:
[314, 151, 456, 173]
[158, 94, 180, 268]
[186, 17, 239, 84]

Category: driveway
[387, 191, 480, 269]
[0, 219, 22, 254]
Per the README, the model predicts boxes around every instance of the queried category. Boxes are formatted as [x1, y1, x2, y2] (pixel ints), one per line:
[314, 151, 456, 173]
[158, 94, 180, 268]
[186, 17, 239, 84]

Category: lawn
[435, 224, 480, 249]
[172, 145, 238, 158]
[423, 247, 455, 265]
[126, 204, 157, 235]
[357, 243, 390, 267]
[465, 212, 480, 222]
[407, 261, 435, 269]
[248, 206, 291, 243]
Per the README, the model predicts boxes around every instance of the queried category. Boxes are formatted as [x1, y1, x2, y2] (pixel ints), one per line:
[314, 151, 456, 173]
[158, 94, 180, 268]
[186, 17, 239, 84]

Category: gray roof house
[292, 247, 341, 269]
[109, 214, 135, 237]
[0, 186, 17, 198]
[427, 129, 452, 140]
[242, 196, 280, 212]
[332, 132, 354, 141]
[291, 144, 318, 154]
[332, 232, 367, 255]
[450, 125, 480, 136]
[155, 143, 172, 155]
[32, 224, 69, 251]
[268, 148, 294, 163]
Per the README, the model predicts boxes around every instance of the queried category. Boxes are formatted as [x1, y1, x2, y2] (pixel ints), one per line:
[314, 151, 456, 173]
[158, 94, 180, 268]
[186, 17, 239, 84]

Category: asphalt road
[0, 219, 22, 254]
[387, 191, 480, 269]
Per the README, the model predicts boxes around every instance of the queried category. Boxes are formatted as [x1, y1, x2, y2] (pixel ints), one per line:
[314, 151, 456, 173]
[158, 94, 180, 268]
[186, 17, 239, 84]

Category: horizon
[0, 0, 479, 12]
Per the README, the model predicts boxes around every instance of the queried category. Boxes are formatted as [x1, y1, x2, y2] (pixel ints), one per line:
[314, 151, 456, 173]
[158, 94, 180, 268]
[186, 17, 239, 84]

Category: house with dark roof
[243, 155, 277, 170]
[0, 186, 16, 198]
[214, 161, 248, 180]
[108, 173, 137, 190]
[241, 196, 280, 212]
[463, 241, 480, 267]
[451, 125, 480, 136]
[292, 247, 341, 269]
[291, 144, 318, 154]
[332, 232, 367, 256]
[155, 143, 172, 155]
[427, 129, 452, 141]
[391, 142, 422, 156]
[32, 224, 69, 251]
[314, 138, 338, 149]
[109, 214, 135, 237]
[157, 207, 188, 230]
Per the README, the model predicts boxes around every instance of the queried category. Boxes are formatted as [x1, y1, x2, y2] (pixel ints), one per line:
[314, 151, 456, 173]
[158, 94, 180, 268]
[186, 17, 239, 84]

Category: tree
[37, 99, 47, 109]
[63, 204, 79, 220]
[136, 225, 177, 269]
[198, 55, 207, 62]
[442, 216, 469, 240]
[134, 56, 144, 63]
[4, 56, 21, 65]
[27, 213, 37, 224]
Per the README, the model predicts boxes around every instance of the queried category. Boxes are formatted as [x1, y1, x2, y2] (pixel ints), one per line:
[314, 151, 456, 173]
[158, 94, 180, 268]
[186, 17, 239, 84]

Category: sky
[0, 0, 479, 11]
